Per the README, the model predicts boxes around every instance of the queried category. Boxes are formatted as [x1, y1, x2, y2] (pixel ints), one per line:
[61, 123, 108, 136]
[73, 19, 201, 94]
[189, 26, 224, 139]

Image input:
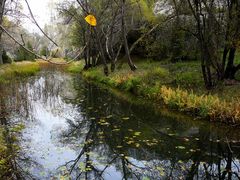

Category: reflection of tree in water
[60, 77, 240, 179]
[0, 67, 71, 179]
[0, 81, 37, 179]
[1, 68, 240, 179]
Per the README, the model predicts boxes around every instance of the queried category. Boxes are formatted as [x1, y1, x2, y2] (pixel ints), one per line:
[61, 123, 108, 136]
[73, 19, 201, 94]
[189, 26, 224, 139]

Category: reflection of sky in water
[21, 92, 78, 178]
[19, 72, 128, 179]
[8, 70, 240, 179]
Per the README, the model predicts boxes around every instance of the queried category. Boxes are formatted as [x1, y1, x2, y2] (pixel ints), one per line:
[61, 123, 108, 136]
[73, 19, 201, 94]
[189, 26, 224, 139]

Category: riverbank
[67, 60, 240, 124]
[0, 61, 40, 84]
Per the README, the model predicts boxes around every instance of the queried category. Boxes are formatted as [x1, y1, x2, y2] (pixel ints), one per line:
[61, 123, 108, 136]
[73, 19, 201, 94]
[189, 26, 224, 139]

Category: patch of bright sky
[21, 0, 60, 33]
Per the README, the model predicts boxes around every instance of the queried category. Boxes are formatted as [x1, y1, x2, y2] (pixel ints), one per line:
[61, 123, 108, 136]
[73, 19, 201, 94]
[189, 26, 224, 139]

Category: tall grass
[161, 86, 240, 123]
[0, 62, 40, 84]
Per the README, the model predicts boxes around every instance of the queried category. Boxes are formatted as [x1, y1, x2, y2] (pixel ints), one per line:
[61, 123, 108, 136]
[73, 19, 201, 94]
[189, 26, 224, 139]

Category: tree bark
[0, 0, 6, 65]
[121, 0, 137, 71]
[93, 27, 109, 76]
[224, 47, 237, 79]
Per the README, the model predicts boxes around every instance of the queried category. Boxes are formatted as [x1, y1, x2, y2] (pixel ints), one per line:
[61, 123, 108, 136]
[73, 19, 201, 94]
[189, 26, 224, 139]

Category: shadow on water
[0, 66, 240, 179]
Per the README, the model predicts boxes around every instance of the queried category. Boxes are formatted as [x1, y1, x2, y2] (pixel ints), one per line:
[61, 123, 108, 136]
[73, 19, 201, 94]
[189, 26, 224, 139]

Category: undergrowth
[67, 60, 240, 124]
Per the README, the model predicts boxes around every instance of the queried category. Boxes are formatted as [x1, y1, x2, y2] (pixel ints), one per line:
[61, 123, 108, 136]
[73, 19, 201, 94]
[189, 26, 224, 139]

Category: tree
[40, 45, 49, 57]
[0, 0, 7, 64]
[15, 41, 35, 61]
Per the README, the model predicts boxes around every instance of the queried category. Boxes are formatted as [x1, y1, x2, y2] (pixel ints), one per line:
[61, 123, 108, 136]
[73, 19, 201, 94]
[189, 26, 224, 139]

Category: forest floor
[67, 58, 240, 124]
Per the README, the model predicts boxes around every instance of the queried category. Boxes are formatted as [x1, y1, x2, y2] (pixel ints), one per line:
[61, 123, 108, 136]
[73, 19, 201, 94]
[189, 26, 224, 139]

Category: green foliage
[170, 28, 185, 62]
[70, 22, 86, 48]
[15, 42, 35, 61]
[40, 46, 49, 57]
[2, 49, 12, 64]
[131, 0, 156, 22]
[67, 62, 85, 73]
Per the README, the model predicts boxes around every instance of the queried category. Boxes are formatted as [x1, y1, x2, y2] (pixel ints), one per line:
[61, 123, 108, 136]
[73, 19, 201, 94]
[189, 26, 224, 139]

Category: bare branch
[24, 0, 59, 47]
[0, 24, 86, 65]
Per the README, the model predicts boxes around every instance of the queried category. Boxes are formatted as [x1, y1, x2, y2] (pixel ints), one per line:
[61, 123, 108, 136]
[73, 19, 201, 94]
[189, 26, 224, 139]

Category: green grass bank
[67, 59, 240, 124]
[0, 61, 40, 84]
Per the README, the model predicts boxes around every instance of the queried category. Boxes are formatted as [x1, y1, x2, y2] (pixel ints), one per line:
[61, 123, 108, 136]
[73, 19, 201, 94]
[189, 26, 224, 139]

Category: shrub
[2, 50, 12, 64]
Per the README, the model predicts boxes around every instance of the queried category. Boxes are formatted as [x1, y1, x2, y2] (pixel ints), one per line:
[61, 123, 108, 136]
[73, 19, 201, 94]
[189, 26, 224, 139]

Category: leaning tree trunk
[121, 0, 137, 71]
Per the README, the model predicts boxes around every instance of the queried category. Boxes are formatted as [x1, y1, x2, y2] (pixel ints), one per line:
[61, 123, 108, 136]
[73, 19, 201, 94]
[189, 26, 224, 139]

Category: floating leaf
[106, 115, 113, 119]
[134, 132, 141, 136]
[97, 131, 104, 135]
[135, 143, 140, 148]
[122, 117, 130, 120]
[127, 141, 134, 145]
[175, 146, 186, 150]
[143, 177, 151, 180]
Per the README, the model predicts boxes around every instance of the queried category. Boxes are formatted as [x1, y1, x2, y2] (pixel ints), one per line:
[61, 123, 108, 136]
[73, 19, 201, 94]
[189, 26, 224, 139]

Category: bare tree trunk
[224, 47, 237, 79]
[0, 37, 3, 64]
[93, 27, 109, 75]
[0, 0, 6, 65]
[121, 0, 137, 71]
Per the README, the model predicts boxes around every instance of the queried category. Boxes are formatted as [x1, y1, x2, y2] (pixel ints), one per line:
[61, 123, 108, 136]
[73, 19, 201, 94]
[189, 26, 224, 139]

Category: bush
[40, 46, 49, 57]
[2, 50, 12, 64]
[15, 42, 35, 61]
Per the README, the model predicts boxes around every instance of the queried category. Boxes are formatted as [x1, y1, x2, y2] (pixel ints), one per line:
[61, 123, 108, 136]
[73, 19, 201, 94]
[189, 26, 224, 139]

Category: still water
[1, 67, 240, 179]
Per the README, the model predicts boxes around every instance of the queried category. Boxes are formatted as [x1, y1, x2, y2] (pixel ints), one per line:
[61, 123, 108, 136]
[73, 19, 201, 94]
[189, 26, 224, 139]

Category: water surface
[1, 67, 240, 179]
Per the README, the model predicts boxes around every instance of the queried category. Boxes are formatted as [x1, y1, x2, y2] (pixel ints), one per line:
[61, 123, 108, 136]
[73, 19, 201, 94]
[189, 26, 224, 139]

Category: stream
[1, 66, 240, 179]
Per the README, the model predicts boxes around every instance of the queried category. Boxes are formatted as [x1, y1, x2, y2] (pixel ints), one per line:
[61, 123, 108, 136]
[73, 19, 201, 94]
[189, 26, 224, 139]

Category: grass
[0, 61, 40, 84]
[66, 58, 240, 124]
[67, 61, 85, 73]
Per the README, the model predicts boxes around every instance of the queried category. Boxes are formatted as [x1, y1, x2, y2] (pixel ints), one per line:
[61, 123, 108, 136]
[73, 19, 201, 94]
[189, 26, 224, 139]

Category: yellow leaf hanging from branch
[85, 15, 97, 27]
